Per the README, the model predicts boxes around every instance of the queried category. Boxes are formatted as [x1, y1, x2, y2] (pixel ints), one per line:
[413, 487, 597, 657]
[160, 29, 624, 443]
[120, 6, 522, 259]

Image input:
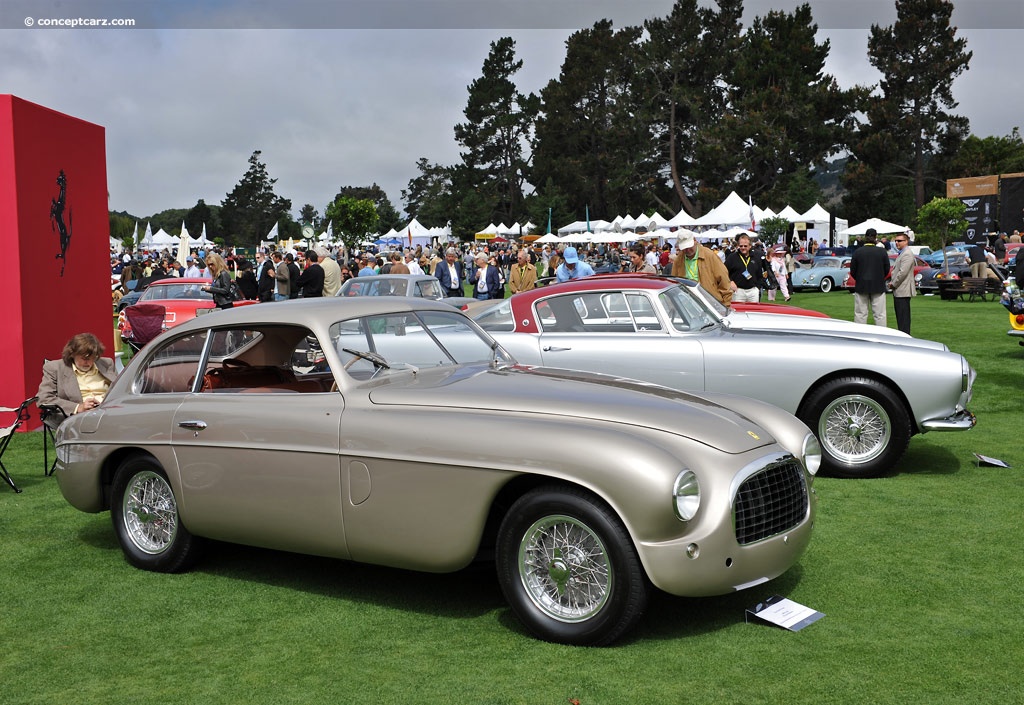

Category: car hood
[723, 312, 947, 350]
[367, 364, 775, 454]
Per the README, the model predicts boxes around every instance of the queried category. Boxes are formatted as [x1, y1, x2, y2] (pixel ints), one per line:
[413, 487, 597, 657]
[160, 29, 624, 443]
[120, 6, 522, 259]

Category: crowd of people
[110, 234, 815, 310]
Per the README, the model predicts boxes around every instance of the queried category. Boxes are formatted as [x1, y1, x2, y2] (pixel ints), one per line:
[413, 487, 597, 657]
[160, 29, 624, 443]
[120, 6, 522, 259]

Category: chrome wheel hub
[519, 515, 611, 623]
[123, 470, 178, 554]
[820, 394, 891, 465]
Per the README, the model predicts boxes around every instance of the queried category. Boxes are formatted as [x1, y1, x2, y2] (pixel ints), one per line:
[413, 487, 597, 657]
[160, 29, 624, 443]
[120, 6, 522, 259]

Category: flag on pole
[546, 208, 552, 235]
[408, 227, 412, 246]
[749, 196, 756, 232]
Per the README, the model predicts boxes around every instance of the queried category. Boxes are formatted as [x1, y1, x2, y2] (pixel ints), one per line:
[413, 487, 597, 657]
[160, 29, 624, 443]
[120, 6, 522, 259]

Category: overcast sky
[2, 0, 1022, 221]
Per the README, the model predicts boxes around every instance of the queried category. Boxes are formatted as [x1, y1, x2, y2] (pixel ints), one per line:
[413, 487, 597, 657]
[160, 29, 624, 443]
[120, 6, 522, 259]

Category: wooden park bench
[937, 277, 990, 302]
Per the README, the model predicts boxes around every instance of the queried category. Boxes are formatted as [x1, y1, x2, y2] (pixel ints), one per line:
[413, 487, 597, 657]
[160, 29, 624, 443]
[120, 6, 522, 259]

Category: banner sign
[999, 173, 1024, 236]
[948, 176, 998, 244]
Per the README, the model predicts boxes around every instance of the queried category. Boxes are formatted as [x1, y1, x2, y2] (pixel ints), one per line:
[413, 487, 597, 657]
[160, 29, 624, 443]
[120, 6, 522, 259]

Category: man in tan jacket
[671, 234, 733, 307]
[509, 249, 537, 293]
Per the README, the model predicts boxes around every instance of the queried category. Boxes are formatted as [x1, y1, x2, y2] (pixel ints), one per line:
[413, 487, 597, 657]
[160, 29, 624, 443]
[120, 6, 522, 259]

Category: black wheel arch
[98, 448, 169, 510]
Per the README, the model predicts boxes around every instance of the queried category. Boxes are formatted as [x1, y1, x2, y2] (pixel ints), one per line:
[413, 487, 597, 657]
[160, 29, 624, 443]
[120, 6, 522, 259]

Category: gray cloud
[1, 1, 1020, 221]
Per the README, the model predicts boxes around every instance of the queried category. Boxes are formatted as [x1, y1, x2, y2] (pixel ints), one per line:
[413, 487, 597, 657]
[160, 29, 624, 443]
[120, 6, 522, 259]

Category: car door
[535, 290, 706, 391]
[168, 324, 349, 559]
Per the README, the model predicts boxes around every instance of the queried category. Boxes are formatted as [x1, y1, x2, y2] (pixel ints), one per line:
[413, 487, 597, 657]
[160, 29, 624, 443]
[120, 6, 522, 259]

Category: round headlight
[802, 433, 822, 476]
[673, 469, 701, 521]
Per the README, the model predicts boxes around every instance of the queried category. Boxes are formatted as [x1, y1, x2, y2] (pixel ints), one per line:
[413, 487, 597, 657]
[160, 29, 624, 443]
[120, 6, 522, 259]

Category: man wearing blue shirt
[556, 247, 595, 282]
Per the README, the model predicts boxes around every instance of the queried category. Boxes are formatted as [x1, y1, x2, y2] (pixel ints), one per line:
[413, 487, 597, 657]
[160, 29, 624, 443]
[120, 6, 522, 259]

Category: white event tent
[838, 218, 909, 237]
[693, 191, 757, 228]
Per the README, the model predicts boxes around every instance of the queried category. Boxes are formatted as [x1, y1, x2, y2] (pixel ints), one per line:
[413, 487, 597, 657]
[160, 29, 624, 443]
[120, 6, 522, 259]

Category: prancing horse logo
[50, 169, 72, 276]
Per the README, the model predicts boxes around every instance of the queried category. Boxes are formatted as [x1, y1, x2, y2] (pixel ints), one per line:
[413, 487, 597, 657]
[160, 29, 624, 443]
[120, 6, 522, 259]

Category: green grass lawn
[3, 290, 1022, 705]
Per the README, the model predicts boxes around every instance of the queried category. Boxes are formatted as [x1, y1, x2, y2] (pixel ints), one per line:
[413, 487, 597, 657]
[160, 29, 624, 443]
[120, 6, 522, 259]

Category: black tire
[111, 456, 199, 572]
[798, 377, 911, 479]
[496, 486, 649, 646]
[819, 277, 834, 293]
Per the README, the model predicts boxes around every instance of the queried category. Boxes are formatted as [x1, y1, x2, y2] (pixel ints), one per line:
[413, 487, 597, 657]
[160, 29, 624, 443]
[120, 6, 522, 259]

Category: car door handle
[177, 420, 208, 431]
[542, 346, 572, 352]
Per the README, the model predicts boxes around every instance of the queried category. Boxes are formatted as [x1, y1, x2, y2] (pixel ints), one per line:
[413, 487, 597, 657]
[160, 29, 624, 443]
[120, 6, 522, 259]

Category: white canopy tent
[632, 212, 669, 232]
[776, 205, 802, 221]
[666, 208, 698, 227]
[557, 219, 613, 234]
[693, 192, 757, 228]
[151, 228, 177, 247]
[838, 218, 909, 237]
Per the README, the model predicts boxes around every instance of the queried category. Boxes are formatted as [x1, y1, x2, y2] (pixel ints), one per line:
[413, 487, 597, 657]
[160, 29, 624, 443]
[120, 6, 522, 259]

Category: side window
[538, 295, 586, 333]
[199, 326, 331, 393]
[136, 331, 207, 394]
[626, 293, 662, 331]
[416, 280, 442, 299]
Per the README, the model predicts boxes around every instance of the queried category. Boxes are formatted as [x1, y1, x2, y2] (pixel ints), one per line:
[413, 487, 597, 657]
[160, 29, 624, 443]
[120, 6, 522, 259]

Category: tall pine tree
[220, 150, 293, 247]
[846, 0, 971, 217]
[452, 37, 539, 233]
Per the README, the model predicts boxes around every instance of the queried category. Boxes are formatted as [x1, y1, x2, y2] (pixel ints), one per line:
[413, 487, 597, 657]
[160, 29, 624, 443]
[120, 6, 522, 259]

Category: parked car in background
[915, 254, 1007, 294]
[337, 274, 477, 309]
[922, 245, 971, 268]
[473, 276, 975, 479]
[789, 256, 851, 292]
[54, 297, 819, 646]
[844, 252, 931, 291]
[1002, 242, 1023, 265]
[115, 280, 145, 313]
[118, 278, 256, 344]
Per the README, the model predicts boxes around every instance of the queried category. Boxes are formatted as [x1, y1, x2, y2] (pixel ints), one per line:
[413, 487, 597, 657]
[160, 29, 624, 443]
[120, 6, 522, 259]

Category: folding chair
[0, 397, 37, 493]
[39, 404, 68, 477]
[122, 302, 167, 353]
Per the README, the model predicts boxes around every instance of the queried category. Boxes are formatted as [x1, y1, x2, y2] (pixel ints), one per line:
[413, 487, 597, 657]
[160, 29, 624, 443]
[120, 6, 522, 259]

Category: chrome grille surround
[732, 453, 810, 546]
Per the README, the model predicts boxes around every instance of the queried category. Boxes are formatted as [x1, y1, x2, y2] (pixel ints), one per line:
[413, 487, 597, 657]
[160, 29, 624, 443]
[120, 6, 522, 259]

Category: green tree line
[113, 0, 1024, 249]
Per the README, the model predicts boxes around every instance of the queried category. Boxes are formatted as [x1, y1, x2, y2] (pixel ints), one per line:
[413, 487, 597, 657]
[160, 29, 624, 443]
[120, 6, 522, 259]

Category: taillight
[1015, 314, 1024, 325]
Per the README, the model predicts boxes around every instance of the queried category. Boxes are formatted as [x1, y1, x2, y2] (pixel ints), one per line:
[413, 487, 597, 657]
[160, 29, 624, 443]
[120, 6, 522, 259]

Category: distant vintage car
[789, 256, 851, 292]
[844, 252, 931, 291]
[118, 278, 258, 343]
[915, 254, 1007, 293]
[473, 276, 975, 479]
[337, 274, 477, 308]
[53, 297, 819, 646]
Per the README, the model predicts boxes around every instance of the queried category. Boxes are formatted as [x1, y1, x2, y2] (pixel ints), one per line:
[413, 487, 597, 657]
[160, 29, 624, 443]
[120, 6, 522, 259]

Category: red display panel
[0, 95, 110, 429]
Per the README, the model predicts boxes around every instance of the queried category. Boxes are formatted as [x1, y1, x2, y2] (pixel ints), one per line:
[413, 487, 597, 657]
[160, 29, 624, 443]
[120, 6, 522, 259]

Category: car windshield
[329, 309, 511, 379]
[339, 278, 408, 297]
[141, 283, 213, 301]
[474, 299, 514, 331]
[658, 284, 721, 332]
[813, 258, 845, 268]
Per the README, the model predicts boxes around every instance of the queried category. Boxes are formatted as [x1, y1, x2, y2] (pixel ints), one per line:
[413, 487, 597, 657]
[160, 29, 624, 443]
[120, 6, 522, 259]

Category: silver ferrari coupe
[53, 297, 818, 646]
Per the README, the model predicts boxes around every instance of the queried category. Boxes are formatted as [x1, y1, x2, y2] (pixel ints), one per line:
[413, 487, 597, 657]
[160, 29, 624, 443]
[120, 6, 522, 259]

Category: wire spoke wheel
[112, 456, 198, 572]
[122, 470, 179, 554]
[518, 514, 611, 623]
[819, 394, 890, 465]
[497, 486, 648, 645]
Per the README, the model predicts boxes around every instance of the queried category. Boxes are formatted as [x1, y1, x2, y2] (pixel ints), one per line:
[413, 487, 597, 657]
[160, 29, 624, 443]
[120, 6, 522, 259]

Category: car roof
[344, 274, 434, 282]
[168, 296, 458, 335]
[147, 278, 213, 285]
[507, 275, 687, 304]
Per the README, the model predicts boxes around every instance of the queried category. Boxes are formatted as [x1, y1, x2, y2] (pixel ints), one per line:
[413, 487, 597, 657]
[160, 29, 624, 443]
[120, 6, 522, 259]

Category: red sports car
[119, 278, 258, 345]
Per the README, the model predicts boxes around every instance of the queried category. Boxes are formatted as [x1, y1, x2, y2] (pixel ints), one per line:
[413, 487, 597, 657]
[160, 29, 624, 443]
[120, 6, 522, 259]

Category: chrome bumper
[1008, 329, 1024, 337]
[921, 409, 976, 432]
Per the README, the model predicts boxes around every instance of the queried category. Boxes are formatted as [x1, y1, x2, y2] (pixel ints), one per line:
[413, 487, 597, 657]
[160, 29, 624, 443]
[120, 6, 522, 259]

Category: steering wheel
[222, 357, 251, 368]
[341, 348, 391, 371]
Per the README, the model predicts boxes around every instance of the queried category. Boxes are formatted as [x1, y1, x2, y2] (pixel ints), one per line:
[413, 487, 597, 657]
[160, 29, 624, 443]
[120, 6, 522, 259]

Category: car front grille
[734, 458, 809, 545]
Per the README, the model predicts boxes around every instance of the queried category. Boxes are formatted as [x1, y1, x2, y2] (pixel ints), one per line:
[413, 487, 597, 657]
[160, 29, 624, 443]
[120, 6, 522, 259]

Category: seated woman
[37, 332, 117, 420]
